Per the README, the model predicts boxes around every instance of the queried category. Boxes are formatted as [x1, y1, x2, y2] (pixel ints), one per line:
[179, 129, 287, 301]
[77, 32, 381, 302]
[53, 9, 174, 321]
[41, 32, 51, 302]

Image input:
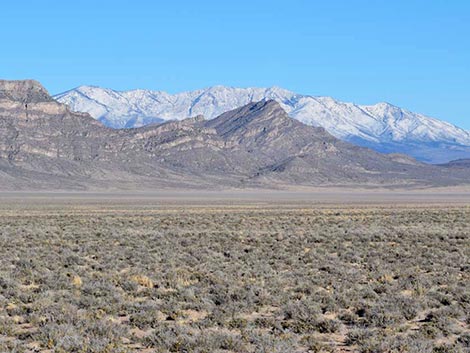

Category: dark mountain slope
[0, 80, 468, 190]
[439, 159, 470, 169]
[204, 100, 466, 186]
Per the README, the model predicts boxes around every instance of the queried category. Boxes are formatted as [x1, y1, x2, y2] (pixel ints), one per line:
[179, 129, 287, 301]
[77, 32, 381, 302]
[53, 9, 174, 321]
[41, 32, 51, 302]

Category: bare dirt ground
[1, 188, 470, 206]
[0, 191, 469, 352]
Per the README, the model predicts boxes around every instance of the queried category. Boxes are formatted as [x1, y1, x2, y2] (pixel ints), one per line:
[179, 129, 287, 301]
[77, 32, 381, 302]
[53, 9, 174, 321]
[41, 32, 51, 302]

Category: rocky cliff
[0, 80, 468, 190]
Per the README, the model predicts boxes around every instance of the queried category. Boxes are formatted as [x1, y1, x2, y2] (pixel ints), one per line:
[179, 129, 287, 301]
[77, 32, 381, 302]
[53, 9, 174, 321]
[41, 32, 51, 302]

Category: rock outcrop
[0, 80, 469, 190]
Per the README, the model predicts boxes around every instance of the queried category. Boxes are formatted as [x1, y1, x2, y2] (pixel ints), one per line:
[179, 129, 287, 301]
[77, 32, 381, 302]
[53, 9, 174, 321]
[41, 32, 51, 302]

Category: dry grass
[0, 201, 469, 352]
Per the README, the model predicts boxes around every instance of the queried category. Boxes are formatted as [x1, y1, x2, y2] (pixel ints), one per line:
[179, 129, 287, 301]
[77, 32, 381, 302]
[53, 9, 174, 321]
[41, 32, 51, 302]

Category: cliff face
[0, 87, 109, 165]
[0, 80, 54, 103]
[55, 84, 470, 164]
[0, 80, 469, 190]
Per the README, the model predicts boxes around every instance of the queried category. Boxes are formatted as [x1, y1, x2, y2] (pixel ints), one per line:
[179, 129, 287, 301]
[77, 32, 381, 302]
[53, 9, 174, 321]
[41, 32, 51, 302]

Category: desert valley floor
[0, 191, 469, 353]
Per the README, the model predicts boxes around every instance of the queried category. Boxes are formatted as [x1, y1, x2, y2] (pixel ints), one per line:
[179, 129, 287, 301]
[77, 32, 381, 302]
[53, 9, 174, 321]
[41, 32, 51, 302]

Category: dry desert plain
[0, 190, 469, 353]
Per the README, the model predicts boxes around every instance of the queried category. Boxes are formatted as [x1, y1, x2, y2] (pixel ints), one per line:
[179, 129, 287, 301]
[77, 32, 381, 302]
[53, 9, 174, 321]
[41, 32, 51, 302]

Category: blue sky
[2, 0, 469, 128]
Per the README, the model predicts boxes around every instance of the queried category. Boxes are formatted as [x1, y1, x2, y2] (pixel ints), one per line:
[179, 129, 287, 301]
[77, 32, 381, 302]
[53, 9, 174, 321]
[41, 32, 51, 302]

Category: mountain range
[54, 85, 470, 164]
[0, 79, 469, 191]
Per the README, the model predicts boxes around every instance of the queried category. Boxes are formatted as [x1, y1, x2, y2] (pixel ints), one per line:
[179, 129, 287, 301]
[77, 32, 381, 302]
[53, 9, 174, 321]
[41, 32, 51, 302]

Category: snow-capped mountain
[54, 85, 470, 163]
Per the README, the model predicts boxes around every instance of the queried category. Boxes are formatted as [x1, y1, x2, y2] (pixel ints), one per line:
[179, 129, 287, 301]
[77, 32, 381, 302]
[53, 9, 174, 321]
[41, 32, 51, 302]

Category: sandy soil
[0, 188, 469, 208]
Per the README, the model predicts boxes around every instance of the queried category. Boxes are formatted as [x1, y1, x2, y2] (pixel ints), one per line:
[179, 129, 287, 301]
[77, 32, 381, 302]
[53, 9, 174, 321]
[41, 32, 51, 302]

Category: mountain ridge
[54, 85, 470, 163]
[1, 79, 469, 190]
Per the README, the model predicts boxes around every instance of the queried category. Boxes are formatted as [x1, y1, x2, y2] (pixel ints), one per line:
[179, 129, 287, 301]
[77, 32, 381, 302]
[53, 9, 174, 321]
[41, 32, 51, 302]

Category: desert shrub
[0, 204, 468, 352]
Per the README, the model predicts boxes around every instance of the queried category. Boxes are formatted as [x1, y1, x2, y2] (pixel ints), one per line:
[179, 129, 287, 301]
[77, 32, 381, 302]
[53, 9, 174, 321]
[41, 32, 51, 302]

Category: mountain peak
[266, 86, 295, 96]
[366, 101, 402, 113]
[54, 84, 470, 163]
[249, 99, 282, 111]
[223, 99, 286, 119]
[205, 100, 292, 138]
[0, 79, 53, 103]
[2, 79, 470, 189]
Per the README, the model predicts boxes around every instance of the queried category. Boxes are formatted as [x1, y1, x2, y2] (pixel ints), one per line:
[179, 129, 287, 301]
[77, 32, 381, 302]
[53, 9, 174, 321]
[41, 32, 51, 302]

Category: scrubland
[0, 200, 469, 352]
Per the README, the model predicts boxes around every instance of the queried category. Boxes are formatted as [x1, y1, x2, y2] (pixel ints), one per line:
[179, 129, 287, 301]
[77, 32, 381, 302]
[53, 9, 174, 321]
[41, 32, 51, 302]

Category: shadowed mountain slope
[55, 85, 470, 163]
[440, 159, 470, 169]
[1, 80, 469, 190]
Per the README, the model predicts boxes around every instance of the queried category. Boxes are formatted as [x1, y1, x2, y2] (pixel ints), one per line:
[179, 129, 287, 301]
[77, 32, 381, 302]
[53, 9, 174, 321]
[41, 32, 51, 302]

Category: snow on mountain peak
[54, 85, 470, 163]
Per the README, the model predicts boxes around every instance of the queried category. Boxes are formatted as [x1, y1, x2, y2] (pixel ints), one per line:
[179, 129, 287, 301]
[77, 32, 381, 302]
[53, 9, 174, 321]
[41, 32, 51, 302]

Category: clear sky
[2, 0, 469, 128]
